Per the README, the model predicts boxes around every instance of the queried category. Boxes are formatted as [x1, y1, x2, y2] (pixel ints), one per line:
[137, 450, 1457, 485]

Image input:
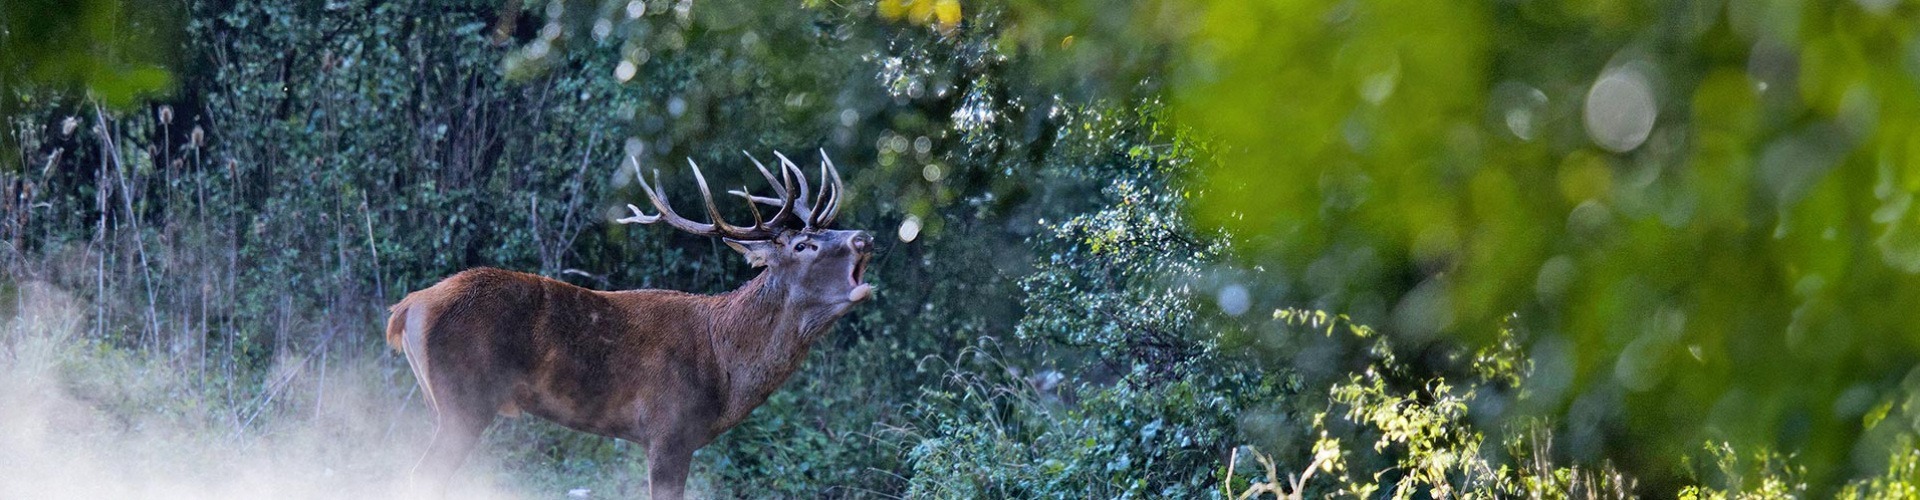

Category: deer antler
[617, 155, 790, 240]
[815, 149, 846, 228]
[735, 150, 846, 230]
[729, 151, 805, 230]
[773, 151, 814, 226]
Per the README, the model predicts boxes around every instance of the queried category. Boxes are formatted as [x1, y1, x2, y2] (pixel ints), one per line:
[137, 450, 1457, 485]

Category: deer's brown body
[387, 152, 872, 499]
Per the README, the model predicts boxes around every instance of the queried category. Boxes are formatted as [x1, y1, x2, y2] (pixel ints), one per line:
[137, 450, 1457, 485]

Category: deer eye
[793, 242, 815, 252]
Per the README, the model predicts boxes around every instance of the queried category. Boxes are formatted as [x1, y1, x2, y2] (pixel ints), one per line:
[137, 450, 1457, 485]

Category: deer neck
[708, 272, 840, 418]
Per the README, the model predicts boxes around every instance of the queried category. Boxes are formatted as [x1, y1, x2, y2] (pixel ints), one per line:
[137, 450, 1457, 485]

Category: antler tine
[818, 149, 846, 227]
[725, 190, 784, 206]
[616, 202, 662, 224]
[807, 159, 833, 228]
[742, 150, 789, 199]
[738, 185, 766, 228]
[616, 157, 663, 224]
[686, 159, 737, 232]
[621, 156, 718, 235]
[773, 151, 814, 227]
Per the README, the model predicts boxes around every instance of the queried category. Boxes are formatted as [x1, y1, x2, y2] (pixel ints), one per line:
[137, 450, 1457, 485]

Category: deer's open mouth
[846, 254, 875, 303]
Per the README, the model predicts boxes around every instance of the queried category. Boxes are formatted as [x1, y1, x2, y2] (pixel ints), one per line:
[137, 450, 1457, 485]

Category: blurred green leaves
[1, 0, 177, 106]
[1001, 0, 1920, 488]
[2, 0, 177, 176]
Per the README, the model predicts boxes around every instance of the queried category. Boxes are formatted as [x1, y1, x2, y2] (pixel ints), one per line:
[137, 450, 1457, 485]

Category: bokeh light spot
[1583, 66, 1658, 152]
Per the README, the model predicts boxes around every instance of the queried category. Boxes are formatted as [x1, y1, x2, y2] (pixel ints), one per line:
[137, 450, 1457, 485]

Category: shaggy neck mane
[705, 269, 839, 424]
[719, 270, 836, 338]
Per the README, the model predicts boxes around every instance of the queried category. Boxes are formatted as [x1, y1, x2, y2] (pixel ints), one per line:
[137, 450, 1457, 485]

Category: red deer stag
[384, 151, 873, 499]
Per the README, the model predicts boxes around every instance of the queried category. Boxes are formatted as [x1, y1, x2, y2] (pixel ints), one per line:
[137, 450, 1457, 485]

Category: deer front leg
[644, 430, 701, 500]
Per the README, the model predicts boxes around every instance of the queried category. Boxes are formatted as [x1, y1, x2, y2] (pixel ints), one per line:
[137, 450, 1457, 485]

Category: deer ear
[724, 238, 777, 267]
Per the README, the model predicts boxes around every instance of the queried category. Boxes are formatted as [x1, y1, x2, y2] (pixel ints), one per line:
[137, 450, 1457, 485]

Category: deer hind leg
[399, 305, 440, 417]
[405, 328, 511, 497]
[408, 372, 505, 498]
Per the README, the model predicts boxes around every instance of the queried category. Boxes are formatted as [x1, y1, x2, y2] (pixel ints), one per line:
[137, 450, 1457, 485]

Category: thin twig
[364, 192, 385, 302]
[93, 104, 163, 348]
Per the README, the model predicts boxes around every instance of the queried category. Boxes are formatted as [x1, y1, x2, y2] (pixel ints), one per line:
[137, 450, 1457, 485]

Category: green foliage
[1, 0, 178, 166]
[903, 341, 1287, 498]
[1236, 310, 1636, 499]
[0, 0, 178, 102]
[899, 149, 1295, 498]
[1837, 438, 1920, 500]
[1016, 177, 1223, 373]
[1682, 435, 1920, 499]
[1678, 443, 1808, 500]
[695, 334, 918, 497]
[996, 0, 1920, 487]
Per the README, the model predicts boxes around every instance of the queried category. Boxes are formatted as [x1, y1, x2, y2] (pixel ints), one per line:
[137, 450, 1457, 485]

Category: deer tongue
[848, 284, 874, 303]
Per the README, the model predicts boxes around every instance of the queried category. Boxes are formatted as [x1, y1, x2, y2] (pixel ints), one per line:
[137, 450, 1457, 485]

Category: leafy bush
[897, 146, 1295, 497]
[1251, 310, 1634, 499]
[904, 341, 1288, 498]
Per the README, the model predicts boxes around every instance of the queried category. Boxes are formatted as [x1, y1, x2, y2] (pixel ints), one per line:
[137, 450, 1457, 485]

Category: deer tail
[385, 298, 412, 351]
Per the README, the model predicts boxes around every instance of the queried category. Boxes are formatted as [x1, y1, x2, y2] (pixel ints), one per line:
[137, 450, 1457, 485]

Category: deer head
[616, 150, 875, 313]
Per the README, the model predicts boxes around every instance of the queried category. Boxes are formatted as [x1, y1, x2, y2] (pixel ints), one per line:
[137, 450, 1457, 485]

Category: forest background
[5, 0, 1920, 497]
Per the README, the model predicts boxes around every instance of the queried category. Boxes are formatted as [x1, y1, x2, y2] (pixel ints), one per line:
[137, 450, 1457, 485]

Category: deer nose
[850, 232, 872, 253]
